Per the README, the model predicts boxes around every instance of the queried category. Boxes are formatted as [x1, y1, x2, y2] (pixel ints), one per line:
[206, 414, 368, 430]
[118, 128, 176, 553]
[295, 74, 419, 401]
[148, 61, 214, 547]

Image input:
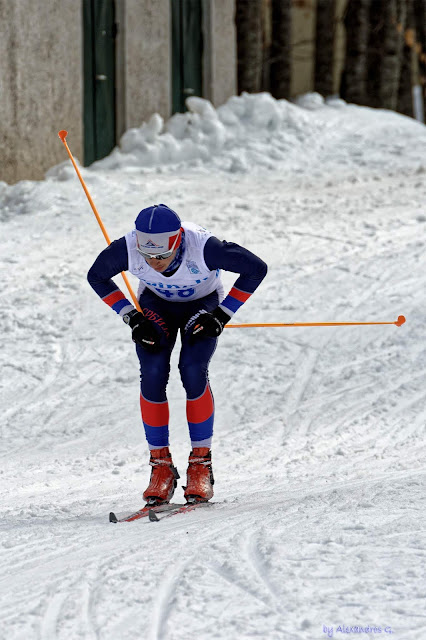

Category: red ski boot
[143, 447, 180, 506]
[184, 448, 214, 503]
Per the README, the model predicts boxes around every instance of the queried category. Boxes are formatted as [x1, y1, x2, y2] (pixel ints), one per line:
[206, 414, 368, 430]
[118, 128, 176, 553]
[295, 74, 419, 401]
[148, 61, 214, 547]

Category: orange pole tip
[396, 315, 406, 327]
[58, 130, 68, 141]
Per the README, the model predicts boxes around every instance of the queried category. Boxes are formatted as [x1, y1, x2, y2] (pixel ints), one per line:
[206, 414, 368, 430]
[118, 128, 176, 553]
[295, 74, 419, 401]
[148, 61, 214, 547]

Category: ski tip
[148, 509, 160, 522]
[109, 512, 118, 523]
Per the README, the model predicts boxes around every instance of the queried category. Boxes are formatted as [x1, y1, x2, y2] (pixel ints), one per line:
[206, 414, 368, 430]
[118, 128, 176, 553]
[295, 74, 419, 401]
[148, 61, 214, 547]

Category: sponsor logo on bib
[186, 260, 201, 274]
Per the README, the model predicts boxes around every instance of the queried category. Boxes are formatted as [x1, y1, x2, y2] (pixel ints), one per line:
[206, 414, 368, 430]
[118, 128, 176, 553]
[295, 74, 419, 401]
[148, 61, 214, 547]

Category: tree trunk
[261, 0, 272, 92]
[341, 0, 370, 105]
[269, 0, 292, 99]
[367, 0, 384, 108]
[413, 0, 426, 119]
[380, 0, 406, 110]
[314, 0, 337, 97]
[235, 0, 263, 94]
[397, 0, 415, 117]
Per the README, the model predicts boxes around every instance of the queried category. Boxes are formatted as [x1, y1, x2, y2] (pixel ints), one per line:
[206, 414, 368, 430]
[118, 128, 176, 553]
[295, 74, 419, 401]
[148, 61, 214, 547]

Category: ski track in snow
[1, 97, 426, 639]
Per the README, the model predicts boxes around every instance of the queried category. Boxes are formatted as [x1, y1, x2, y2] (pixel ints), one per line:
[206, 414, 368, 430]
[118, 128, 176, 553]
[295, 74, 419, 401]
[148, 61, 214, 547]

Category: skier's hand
[123, 310, 161, 353]
[189, 307, 231, 340]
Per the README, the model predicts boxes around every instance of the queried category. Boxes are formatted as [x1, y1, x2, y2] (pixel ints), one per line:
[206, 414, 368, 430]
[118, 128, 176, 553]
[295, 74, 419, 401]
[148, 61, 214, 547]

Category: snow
[1, 93, 426, 639]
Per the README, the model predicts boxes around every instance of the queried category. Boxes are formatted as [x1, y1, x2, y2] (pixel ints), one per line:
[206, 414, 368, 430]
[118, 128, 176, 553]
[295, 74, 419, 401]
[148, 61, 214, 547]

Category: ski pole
[56, 130, 406, 331]
[225, 316, 406, 329]
[58, 130, 142, 312]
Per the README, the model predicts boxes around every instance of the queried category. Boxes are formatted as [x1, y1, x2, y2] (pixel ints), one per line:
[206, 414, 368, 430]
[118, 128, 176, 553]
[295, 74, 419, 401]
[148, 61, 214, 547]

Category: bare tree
[269, 0, 292, 99]
[381, 0, 407, 110]
[398, 0, 415, 116]
[261, 0, 272, 92]
[341, 0, 370, 105]
[314, 0, 337, 97]
[413, 0, 426, 118]
[367, 0, 384, 108]
[235, 0, 263, 93]
[367, 0, 407, 110]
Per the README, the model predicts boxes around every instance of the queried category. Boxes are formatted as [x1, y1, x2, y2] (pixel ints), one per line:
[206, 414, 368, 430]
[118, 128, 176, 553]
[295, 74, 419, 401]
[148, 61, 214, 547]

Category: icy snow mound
[1, 92, 425, 222]
[90, 91, 426, 175]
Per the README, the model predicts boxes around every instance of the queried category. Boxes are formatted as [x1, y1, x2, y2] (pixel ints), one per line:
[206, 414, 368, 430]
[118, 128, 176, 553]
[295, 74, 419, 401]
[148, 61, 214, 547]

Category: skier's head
[135, 204, 182, 260]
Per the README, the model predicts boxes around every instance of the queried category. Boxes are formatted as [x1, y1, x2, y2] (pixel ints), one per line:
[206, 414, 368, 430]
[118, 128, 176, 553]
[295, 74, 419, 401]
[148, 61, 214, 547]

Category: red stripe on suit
[140, 394, 169, 427]
[228, 287, 251, 303]
[186, 384, 214, 423]
[103, 290, 126, 307]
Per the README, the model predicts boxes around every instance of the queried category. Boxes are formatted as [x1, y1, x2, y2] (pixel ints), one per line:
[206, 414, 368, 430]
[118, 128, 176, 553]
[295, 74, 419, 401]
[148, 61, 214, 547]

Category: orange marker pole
[226, 316, 406, 329]
[58, 130, 141, 312]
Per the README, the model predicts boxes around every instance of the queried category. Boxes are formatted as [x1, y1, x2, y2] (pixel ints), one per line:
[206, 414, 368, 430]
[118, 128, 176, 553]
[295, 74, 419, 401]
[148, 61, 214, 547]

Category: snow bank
[1, 92, 425, 223]
[1, 92, 424, 222]
[88, 92, 301, 173]
[87, 92, 426, 175]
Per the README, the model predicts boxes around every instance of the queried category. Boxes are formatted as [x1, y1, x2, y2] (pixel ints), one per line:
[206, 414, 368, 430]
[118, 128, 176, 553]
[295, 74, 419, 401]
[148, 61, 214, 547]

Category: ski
[109, 502, 186, 523]
[148, 501, 213, 522]
[109, 501, 213, 523]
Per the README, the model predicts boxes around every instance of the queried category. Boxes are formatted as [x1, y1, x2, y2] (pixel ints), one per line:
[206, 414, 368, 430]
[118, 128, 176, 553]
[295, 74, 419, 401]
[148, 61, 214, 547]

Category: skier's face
[146, 250, 177, 272]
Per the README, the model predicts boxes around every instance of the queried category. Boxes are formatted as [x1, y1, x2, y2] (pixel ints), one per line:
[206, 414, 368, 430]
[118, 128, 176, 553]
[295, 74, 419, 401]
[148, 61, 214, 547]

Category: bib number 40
[154, 287, 195, 299]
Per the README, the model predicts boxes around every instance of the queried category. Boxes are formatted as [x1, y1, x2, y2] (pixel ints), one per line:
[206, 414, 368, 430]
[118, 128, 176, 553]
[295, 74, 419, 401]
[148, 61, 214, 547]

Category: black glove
[190, 307, 231, 340]
[123, 310, 161, 353]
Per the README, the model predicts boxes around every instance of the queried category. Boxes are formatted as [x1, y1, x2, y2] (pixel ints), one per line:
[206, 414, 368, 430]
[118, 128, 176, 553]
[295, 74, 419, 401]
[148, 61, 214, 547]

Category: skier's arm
[87, 237, 135, 317]
[203, 236, 268, 320]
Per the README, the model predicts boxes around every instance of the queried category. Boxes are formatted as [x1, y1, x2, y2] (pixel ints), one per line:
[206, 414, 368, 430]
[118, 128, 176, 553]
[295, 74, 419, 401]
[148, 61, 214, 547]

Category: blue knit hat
[135, 204, 181, 255]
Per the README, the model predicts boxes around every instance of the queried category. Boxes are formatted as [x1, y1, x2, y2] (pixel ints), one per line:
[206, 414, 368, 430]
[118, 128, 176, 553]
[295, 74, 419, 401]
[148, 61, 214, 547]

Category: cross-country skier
[88, 204, 267, 505]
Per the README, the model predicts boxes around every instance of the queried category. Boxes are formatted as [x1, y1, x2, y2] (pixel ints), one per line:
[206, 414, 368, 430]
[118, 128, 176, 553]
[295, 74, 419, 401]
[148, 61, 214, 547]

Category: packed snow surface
[1, 93, 426, 640]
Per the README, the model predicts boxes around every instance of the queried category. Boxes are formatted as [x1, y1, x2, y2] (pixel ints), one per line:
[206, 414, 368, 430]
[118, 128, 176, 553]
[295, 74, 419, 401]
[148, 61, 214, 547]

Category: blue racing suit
[88, 232, 267, 450]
